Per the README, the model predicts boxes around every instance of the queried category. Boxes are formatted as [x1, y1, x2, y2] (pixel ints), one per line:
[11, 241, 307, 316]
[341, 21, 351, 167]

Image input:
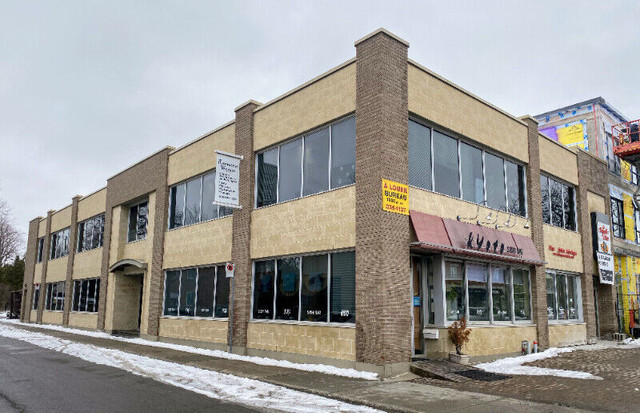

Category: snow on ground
[0, 311, 7, 318]
[0, 322, 379, 413]
[0, 318, 377, 380]
[476, 347, 602, 380]
[622, 337, 640, 346]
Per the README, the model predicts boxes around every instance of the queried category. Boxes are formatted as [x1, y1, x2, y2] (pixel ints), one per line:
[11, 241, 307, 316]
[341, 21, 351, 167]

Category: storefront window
[301, 255, 328, 322]
[547, 271, 581, 321]
[556, 273, 568, 320]
[567, 275, 579, 320]
[445, 262, 465, 321]
[276, 257, 300, 320]
[467, 264, 489, 321]
[253, 260, 275, 319]
[546, 273, 556, 319]
[491, 267, 511, 322]
[513, 269, 531, 320]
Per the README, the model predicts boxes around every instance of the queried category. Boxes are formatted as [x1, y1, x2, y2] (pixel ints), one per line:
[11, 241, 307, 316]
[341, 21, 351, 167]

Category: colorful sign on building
[382, 179, 409, 215]
[540, 120, 589, 150]
[592, 212, 614, 285]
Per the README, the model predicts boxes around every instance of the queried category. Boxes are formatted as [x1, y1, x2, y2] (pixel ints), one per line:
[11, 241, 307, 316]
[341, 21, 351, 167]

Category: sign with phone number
[382, 179, 409, 215]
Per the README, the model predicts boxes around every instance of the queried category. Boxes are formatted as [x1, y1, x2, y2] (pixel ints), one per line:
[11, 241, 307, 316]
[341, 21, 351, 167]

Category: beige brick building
[21, 29, 616, 376]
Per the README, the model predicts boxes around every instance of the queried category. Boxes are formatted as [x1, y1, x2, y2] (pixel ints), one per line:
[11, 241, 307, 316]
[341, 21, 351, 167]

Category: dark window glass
[506, 161, 526, 216]
[276, 257, 300, 320]
[36, 238, 44, 262]
[541, 176, 550, 224]
[491, 267, 511, 321]
[73, 280, 81, 311]
[445, 262, 465, 321]
[215, 265, 229, 317]
[256, 148, 278, 207]
[79, 280, 89, 311]
[546, 273, 557, 319]
[195, 267, 215, 317]
[128, 205, 138, 241]
[278, 139, 302, 202]
[460, 143, 484, 204]
[408, 120, 432, 191]
[513, 269, 531, 321]
[201, 172, 218, 221]
[467, 264, 489, 321]
[136, 202, 148, 240]
[611, 198, 625, 238]
[94, 279, 100, 312]
[485, 153, 506, 210]
[563, 185, 575, 230]
[185, 177, 202, 226]
[253, 260, 275, 319]
[85, 219, 95, 251]
[46, 283, 53, 310]
[549, 179, 563, 227]
[170, 183, 186, 229]
[163, 270, 180, 316]
[303, 127, 330, 196]
[567, 275, 579, 320]
[330, 252, 355, 323]
[77, 222, 85, 252]
[556, 273, 567, 320]
[330, 117, 356, 188]
[96, 214, 105, 248]
[433, 131, 459, 197]
[301, 255, 328, 322]
[179, 268, 197, 316]
[87, 279, 98, 312]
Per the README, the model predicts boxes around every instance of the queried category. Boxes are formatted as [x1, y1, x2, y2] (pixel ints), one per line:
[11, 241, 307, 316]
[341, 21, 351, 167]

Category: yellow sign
[382, 179, 409, 215]
[557, 123, 585, 148]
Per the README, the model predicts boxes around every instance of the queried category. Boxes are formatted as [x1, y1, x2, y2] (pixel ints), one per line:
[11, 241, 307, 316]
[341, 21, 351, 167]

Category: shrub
[448, 316, 471, 355]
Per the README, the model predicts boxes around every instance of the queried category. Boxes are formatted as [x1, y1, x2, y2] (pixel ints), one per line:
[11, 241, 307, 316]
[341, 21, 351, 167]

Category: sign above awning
[410, 210, 544, 266]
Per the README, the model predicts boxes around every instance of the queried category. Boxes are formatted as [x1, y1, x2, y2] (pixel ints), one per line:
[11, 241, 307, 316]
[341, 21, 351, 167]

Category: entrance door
[412, 256, 424, 355]
[593, 276, 600, 338]
[137, 274, 144, 331]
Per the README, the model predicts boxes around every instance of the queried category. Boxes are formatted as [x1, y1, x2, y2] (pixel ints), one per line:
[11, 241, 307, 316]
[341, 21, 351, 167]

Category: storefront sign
[214, 150, 243, 208]
[382, 179, 409, 215]
[548, 245, 578, 259]
[596, 252, 614, 284]
[466, 231, 523, 256]
[592, 212, 614, 285]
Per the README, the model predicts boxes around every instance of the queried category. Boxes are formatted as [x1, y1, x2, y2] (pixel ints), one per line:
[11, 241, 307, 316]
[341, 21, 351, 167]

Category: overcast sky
[1, 1, 639, 250]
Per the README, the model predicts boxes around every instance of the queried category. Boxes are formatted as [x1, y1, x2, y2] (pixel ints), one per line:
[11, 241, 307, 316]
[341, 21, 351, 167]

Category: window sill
[126, 237, 147, 245]
[548, 320, 584, 325]
[161, 315, 229, 321]
[254, 183, 355, 211]
[167, 214, 232, 233]
[48, 256, 69, 262]
[442, 321, 535, 328]
[542, 223, 579, 234]
[70, 311, 98, 315]
[249, 319, 355, 328]
[76, 247, 103, 255]
[43, 310, 64, 313]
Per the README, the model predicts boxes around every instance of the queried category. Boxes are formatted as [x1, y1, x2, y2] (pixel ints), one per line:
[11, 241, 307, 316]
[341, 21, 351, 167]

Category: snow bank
[0, 323, 379, 413]
[476, 347, 601, 380]
[0, 318, 377, 380]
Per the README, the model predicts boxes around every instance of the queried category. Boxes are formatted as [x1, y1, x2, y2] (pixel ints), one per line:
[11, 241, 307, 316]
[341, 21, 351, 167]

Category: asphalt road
[0, 336, 260, 413]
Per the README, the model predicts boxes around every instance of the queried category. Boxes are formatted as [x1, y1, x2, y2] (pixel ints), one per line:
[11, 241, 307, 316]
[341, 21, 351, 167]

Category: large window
[540, 175, 576, 231]
[77, 214, 105, 253]
[168, 170, 232, 230]
[72, 278, 100, 312]
[45, 281, 65, 311]
[252, 251, 355, 324]
[163, 265, 229, 318]
[409, 119, 526, 216]
[255, 116, 356, 208]
[445, 260, 531, 324]
[49, 228, 70, 260]
[127, 201, 148, 242]
[32, 285, 40, 310]
[611, 198, 625, 238]
[546, 272, 581, 321]
[36, 238, 45, 263]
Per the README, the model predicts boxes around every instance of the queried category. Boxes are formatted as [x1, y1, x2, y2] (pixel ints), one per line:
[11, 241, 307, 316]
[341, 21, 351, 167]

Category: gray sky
[1, 1, 639, 251]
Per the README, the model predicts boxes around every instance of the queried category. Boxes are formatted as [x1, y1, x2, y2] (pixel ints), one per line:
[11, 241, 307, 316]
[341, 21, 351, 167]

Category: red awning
[410, 210, 544, 266]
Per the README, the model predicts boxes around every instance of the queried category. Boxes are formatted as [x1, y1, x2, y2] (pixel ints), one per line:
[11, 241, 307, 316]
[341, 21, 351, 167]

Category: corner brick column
[229, 100, 259, 352]
[521, 116, 550, 349]
[20, 217, 42, 322]
[97, 204, 112, 331]
[37, 210, 55, 324]
[354, 30, 412, 366]
[597, 180, 617, 337]
[62, 195, 81, 326]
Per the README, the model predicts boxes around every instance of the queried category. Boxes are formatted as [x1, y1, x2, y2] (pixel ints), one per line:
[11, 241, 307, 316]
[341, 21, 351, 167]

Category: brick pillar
[598, 189, 618, 336]
[520, 116, 549, 348]
[97, 204, 111, 331]
[229, 100, 259, 353]
[354, 29, 412, 367]
[20, 217, 42, 322]
[62, 195, 81, 326]
[37, 210, 55, 324]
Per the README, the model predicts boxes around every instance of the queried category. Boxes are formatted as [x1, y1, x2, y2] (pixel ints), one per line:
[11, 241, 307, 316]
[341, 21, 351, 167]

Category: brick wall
[20, 217, 41, 321]
[62, 196, 81, 325]
[37, 210, 54, 323]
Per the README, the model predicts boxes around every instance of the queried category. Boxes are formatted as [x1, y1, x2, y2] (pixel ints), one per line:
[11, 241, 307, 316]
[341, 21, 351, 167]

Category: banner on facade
[596, 252, 615, 284]
[592, 212, 614, 284]
[214, 150, 243, 209]
[382, 179, 409, 215]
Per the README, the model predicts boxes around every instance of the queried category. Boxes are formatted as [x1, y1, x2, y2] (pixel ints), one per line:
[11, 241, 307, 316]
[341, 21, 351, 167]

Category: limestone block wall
[46, 257, 68, 282]
[247, 322, 356, 361]
[68, 312, 98, 329]
[29, 310, 37, 322]
[159, 318, 228, 344]
[38, 219, 47, 237]
[42, 311, 63, 325]
[426, 325, 537, 359]
[588, 191, 606, 214]
[543, 224, 584, 273]
[539, 135, 579, 185]
[549, 323, 587, 347]
[253, 61, 356, 151]
[34, 263, 43, 283]
[408, 62, 529, 164]
[77, 188, 107, 222]
[163, 216, 232, 269]
[73, 249, 102, 279]
[104, 273, 142, 331]
[50, 205, 72, 233]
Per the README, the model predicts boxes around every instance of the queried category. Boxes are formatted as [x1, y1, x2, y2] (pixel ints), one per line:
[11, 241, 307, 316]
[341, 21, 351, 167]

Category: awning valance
[410, 210, 544, 266]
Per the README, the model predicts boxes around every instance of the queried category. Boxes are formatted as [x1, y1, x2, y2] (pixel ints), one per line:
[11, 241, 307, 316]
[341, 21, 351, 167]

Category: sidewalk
[3, 321, 587, 413]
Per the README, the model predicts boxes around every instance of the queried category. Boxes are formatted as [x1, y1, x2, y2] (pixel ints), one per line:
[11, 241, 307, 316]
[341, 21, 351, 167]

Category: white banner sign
[214, 150, 242, 208]
[596, 252, 614, 285]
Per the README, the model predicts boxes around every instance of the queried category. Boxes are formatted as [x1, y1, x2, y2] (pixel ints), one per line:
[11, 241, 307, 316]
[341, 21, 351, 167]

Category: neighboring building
[21, 29, 616, 376]
[536, 98, 638, 336]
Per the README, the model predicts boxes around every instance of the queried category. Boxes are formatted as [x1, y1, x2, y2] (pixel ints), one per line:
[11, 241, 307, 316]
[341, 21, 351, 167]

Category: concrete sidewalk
[9, 322, 588, 413]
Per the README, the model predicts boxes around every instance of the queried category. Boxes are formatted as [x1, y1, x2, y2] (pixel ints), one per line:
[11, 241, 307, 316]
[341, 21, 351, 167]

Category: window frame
[127, 200, 148, 243]
[254, 115, 356, 209]
[161, 265, 229, 320]
[540, 174, 578, 231]
[76, 213, 105, 253]
[49, 228, 70, 260]
[545, 270, 583, 323]
[611, 197, 625, 239]
[71, 278, 100, 313]
[36, 238, 44, 263]
[45, 281, 65, 312]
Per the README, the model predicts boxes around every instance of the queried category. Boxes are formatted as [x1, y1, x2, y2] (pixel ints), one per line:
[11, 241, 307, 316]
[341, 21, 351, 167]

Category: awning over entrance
[410, 210, 544, 266]
[109, 259, 148, 273]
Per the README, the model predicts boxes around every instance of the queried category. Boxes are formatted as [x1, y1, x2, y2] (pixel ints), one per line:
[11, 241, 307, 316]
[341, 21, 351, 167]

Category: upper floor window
[36, 238, 44, 263]
[605, 130, 621, 175]
[540, 174, 576, 231]
[611, 197, 625, 239]
[168, 170, 232, 230]
[49, 228, 70, 260]
[409, 119, 526, 216]
[77, 213, 105, 253]
[255, 116, 356, 208]
[127, 201, 148, 242]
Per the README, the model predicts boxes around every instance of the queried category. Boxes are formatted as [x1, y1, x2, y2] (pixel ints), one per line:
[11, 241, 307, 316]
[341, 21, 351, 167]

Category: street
[0, 336, 258, 413]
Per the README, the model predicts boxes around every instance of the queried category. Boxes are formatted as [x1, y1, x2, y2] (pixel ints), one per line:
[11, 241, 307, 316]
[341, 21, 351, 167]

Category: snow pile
[622, 337, 640, 346]
[0, 318, 377, 380]
[0, 311, 7, 318]
[0, 323, 379, 413]
[476, 347, 601, 380]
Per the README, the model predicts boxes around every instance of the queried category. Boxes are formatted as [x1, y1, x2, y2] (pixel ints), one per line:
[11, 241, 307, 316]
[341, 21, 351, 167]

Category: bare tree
[0, 199, 23, 266]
